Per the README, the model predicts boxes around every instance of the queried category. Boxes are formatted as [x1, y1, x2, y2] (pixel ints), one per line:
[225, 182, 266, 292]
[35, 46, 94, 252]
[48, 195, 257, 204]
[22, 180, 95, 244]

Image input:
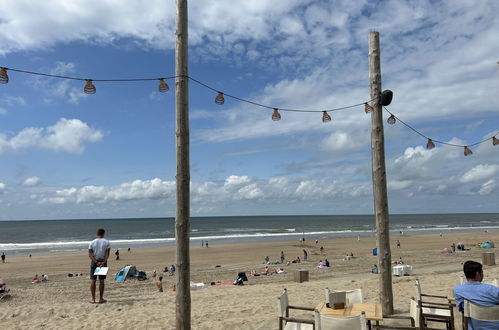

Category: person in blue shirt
[454, 260, 499, 330]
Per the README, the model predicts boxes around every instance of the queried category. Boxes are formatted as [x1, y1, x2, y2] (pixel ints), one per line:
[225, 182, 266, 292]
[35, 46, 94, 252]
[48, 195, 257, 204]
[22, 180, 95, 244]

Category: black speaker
[380, 90, 393, 106]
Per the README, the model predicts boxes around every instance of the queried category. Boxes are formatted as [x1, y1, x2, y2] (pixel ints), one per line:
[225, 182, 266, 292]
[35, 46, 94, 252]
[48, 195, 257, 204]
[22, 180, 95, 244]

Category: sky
[0, 0, 498, 220]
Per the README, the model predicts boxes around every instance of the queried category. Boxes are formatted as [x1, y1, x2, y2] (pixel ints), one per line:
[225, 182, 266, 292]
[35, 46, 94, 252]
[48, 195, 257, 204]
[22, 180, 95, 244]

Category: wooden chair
[413, 280, 454, 330]
[462, 299, 499, 329]
[277, 288, 315, 330]
[314, 309, 367, 330]
[373, 314, 418, 329]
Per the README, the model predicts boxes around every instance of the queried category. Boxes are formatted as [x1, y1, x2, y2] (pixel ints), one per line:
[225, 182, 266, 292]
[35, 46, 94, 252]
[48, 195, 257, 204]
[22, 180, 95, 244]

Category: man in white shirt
[88, 228, 110, 304]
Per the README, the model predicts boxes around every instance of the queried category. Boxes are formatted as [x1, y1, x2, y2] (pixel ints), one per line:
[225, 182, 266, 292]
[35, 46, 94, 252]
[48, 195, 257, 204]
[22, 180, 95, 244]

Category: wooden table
[316, 301, 383, 329]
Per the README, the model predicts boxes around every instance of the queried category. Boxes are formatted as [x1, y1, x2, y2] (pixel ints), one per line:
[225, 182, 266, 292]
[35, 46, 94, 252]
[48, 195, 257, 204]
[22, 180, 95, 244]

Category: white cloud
[38, 178, 176, 204]
[0, 118, 103, 154]
[388, 180, 413, 190]
[460, 164, 499, 183]
[478, 180, 495, 195]
[0, 182, 5, 190]
[0, 107, 7, 115]
[36, 175, 373, 206]
[23, 176, 40, 186]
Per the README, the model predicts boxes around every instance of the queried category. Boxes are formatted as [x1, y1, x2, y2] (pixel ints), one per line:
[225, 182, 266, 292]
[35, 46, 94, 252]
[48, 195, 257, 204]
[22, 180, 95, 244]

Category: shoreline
[2, 225, 499, 257]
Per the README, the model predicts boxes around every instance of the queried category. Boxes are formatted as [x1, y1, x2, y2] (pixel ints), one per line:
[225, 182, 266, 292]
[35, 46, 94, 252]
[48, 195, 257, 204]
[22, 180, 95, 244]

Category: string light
[0, 65, 497, 156]
[158, 78, 169, 92]
[364, 102, 373, 113]
[83, 80, 96, 94]
[215, 92, 225, 105]
[0, 67, 8, 84]
[426, 139, 435, 150]
[383, 107, 498, 157]
[272, 108, 281, 121]
[322, 111, 331, 123]
[387, 114, 396, 125]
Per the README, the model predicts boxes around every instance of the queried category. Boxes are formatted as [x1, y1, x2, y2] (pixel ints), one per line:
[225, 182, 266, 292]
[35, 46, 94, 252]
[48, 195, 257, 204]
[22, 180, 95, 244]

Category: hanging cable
[383, 107, 499, 150]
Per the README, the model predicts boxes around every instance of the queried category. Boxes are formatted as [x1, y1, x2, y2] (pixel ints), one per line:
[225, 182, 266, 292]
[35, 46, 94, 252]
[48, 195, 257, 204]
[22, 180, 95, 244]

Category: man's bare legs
[99, 280, 106, 303]
[90, 279, 96, 303]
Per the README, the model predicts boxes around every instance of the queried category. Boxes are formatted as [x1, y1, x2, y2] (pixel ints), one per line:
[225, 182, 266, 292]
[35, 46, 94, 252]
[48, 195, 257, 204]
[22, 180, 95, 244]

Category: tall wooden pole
[175, 0, 191, 328]
[368, 31, 394, 315]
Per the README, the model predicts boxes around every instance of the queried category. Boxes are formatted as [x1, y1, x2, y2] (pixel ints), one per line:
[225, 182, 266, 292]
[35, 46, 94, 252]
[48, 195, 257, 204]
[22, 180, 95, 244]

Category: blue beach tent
[373, 248, 378, 256]
[115, 265, 137, 282]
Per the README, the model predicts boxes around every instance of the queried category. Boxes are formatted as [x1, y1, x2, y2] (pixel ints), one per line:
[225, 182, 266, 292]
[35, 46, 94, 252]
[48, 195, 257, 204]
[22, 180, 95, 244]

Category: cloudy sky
[0, 0, 498, 220]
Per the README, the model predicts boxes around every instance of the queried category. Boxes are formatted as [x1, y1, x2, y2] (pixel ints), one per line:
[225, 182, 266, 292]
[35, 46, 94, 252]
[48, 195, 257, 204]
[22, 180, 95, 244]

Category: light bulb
[0, 67, 8, 84]
[387, 114, 396, 125]
[215, 92, 225, 105]
[84, 80, 96, 94]
[426, 139, 435, 150]
[272, 108, 281, 121]
[322, 111, 331, 123]
[158, 79, 169, 92]
[364, 102, 373, 113]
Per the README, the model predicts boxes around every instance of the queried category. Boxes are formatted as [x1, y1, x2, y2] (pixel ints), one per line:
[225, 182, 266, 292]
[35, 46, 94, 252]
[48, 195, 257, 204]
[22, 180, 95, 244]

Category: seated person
[324, 259, 330, 267]
[454, 260, 499, 330]
[292, 257, 301, 264]
[261, 266, 270, 275]
[317, 260, 323, 267]
[274, 267, 285, 274]
[371, 264, 378, 274]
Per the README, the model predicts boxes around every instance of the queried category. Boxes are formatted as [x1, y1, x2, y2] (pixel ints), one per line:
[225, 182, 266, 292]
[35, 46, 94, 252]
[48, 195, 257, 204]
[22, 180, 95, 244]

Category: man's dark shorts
[90, 259, 107, 280]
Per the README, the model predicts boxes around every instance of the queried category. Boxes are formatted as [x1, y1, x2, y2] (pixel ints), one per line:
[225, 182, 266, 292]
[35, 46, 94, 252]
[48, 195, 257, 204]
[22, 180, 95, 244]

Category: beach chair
[412, 280, 454, 330]
[372, 314, 417, 330]
[324, 288, 363, 304]
[277, 288, 315, 330]
[462, 299, 499, 329]
[314, 309, 367, 330]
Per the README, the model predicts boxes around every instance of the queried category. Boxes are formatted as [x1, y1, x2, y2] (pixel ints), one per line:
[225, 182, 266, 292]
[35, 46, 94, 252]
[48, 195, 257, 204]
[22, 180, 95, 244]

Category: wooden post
[175, 0, 191, 328]
[368, 31, 394, 315]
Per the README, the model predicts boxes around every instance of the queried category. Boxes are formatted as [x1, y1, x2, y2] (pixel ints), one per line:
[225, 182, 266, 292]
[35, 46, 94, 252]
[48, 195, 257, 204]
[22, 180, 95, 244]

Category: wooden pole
[175, 0, 191, 328]
[368, 31, 394, 315]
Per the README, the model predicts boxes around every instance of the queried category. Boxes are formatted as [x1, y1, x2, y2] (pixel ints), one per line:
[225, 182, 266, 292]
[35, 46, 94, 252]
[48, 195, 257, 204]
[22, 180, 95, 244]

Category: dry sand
[1, 231, 498, 329]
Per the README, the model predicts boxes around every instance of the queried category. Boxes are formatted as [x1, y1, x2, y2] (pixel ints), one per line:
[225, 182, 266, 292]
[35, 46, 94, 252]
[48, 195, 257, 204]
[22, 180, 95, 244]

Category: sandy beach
[1, 230, 498, 329]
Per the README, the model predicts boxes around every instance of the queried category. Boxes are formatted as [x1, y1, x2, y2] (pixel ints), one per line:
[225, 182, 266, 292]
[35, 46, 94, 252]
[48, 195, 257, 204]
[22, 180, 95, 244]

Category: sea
[1, 213, 498, 256]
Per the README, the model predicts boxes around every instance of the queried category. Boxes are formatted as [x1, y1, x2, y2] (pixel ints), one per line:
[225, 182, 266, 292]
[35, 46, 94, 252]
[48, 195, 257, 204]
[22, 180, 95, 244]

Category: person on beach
[320, 246, 324, 255]
[315, 239, 318, 245]
[454, 260, 499, 329]
[371, 264, 378, 274]
[201, 240, 204, 247]
[88, 228, 110, 304]
[205, 241, 209, 248]
[280, 251, 285, 263]
[115, 249, 120, 260]
[264, 256, 270, 264]
[156, 276, 163, 292]
[127, 247, 131, 253]
[303, 249, 308, 261]
[1, 252, 5, 263]
[396, 240, 401, 248]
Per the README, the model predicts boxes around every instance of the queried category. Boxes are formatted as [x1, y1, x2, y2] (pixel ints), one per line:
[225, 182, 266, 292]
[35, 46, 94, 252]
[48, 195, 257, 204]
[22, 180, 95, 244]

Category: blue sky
[0, 0, 498, 220]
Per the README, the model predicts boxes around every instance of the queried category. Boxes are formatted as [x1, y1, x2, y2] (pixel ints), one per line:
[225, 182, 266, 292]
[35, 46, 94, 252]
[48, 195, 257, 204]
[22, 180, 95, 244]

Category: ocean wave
[2, 225, 499, 251]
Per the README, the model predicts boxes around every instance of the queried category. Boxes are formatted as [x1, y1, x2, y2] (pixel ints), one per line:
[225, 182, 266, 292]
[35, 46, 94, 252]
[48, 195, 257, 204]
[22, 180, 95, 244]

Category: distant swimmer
[1, 252, 5, 263]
